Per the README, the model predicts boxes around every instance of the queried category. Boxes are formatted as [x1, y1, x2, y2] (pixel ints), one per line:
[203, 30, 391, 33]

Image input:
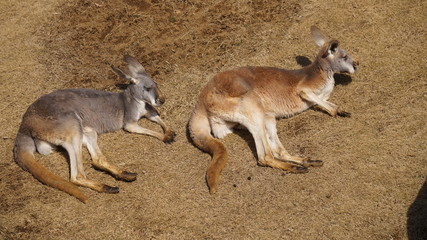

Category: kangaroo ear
[124, 55, 145, 76]
[311, 26, 328, 47]
[321, 40, 340, 58]
[111, 65, 139, 84]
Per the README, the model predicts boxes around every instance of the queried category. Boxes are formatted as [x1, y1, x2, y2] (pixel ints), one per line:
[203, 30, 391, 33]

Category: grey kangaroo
[14, 55, 175, 203]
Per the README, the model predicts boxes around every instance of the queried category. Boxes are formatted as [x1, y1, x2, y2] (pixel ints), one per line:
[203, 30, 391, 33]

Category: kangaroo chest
[256, 75, 335, 118]
[315, 75, 335, 100]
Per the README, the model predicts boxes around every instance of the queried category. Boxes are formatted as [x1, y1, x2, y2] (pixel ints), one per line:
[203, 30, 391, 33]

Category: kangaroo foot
[71, 178, 119, 194]
[102, 185, 120, 194]
[288, 164, 309, 173]
[301, 159, 324, 168]
[337, 110, 351, 117]
[259, 156, 309, 173]
[115, 171, 138, 182]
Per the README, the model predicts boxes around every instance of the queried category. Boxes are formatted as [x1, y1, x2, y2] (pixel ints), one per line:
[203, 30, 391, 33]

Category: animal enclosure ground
[0, 0, 426, 239]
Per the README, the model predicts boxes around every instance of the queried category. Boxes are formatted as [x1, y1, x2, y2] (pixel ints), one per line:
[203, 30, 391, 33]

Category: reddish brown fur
[14, 145, 88, 203]
[188, 26, 358, 193]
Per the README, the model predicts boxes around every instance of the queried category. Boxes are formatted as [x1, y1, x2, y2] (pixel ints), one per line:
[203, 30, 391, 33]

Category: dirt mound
[40, 0, 301, 89]
[0, 0, 426, 239]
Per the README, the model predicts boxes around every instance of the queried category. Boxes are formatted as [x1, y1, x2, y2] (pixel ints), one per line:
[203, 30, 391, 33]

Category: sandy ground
[0, 0, 426, 239]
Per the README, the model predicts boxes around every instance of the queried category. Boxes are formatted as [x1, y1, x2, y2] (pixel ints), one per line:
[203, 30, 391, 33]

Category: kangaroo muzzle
[155, 97, 165, 106]
[353, 60, 359, 71]
[153, 88, 165, 106]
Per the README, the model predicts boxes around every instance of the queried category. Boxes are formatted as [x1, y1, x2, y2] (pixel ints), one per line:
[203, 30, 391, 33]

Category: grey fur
[13, 55, 175, 202]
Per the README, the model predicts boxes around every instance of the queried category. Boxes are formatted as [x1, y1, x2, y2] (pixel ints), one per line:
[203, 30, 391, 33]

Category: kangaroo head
[311, 26, 358, 74]
[112, 55, 165, 106]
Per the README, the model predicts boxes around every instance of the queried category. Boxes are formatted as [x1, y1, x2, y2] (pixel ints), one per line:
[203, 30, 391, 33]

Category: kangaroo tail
[188, 103, 227, 193]
[14, 133, 88, 203]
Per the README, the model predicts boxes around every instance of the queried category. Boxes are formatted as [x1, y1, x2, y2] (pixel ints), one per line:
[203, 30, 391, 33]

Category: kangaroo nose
[353, 61, 359, 70]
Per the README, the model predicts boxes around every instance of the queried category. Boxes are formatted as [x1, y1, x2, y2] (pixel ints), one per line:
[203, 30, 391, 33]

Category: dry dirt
[0, 0, 426, 239]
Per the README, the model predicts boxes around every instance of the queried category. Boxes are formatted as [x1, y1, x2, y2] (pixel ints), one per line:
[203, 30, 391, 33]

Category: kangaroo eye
[144, 87, 152, 91]
[343, 55, 348, 60]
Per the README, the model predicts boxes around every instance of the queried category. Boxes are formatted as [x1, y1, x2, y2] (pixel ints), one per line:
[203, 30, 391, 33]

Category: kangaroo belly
[258, 93, 310, 118]
[273, 102, 311, 118]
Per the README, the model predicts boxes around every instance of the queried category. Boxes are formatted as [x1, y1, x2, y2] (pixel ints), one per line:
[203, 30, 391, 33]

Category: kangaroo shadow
[115, 83, 129, 90]
[295, 56, 353, 86]
[407, 179, 427, 240]
[234, 128, 258, 159]
[295, 55, 312, 67]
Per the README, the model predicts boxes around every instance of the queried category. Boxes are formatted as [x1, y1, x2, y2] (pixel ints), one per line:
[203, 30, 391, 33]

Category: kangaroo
[13, 55, 176, 203]
[189, 26, 358, 193]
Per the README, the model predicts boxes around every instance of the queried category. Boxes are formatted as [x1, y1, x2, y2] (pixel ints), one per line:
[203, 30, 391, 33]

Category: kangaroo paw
[116, 171, 138, 182]
[163, 130, 176, 143]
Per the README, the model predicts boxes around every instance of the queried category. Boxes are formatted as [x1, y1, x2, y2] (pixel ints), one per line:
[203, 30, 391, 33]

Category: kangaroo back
[14, 133, 88, 203]
[188, 102, 227, 193]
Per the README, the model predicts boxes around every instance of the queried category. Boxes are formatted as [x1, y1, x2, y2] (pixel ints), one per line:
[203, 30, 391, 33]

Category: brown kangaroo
[188, 26, 358, 193]
[14, 55, 175, 203]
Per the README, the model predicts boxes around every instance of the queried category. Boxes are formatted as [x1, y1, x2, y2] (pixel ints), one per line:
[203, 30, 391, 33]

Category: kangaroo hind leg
[83, 127, 137, 182]
[236, 97, 307, 173]
[264, 116, 323, 168]
[57, 120, 119, 194]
